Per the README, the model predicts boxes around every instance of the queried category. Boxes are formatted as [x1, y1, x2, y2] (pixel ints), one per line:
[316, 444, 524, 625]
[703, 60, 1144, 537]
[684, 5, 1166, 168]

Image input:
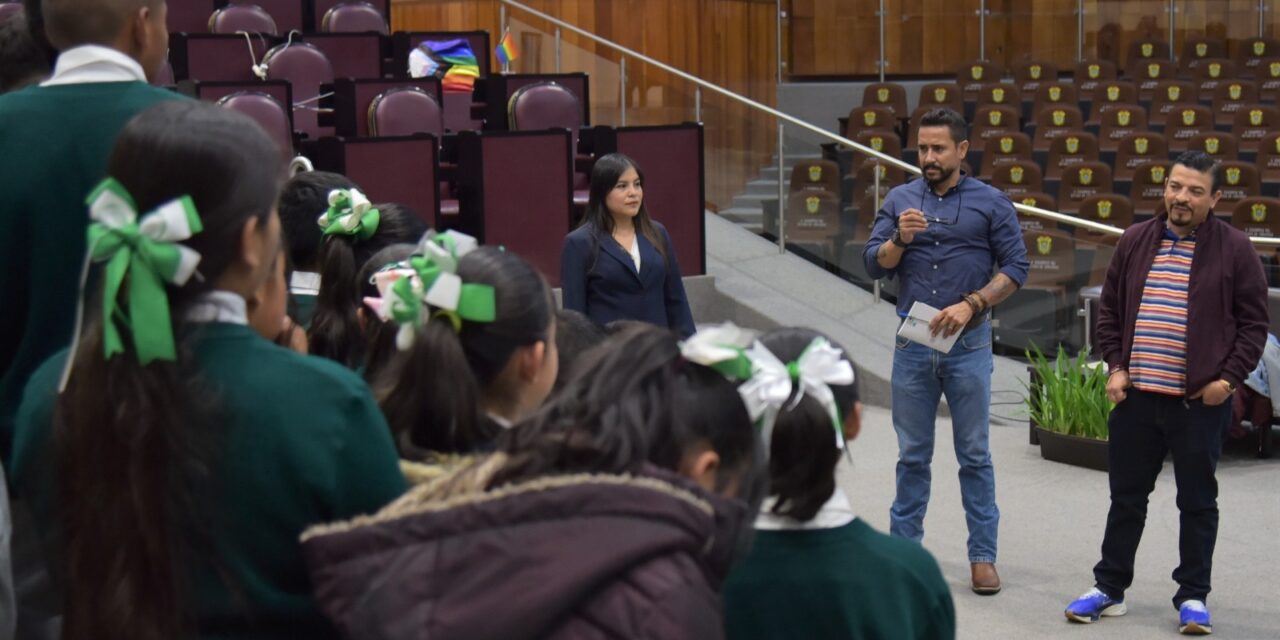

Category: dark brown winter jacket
[301, 455, 750, 640]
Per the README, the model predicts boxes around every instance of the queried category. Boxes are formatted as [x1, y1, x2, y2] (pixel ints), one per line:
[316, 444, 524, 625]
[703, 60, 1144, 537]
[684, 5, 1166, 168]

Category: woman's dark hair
[551, 308, 605, 394]
[580, 153, 667, 270]
[0, 11, 52, 92]
[489, 324, 766, 511]
[372, 246, 554, 455]
[277, 170, 357, 272]
[308, 202, 427, 368]
[56, 101, 282, 640]
[755, 327, 859, 523]
[356, 242, 419, 385]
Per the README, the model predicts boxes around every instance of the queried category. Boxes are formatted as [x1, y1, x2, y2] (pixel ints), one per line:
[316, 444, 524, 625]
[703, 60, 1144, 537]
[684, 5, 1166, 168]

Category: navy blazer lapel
[595, 228, 643, 283]
[636, 232, 664, 287]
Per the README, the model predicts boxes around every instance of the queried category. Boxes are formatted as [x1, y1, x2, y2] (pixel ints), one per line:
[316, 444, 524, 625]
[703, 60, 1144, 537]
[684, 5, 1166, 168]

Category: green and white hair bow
[61, 178, 203, 389]
[363, 230, 495, 349]
[738, 337, 855, 450]
[317, 188, 380, 240]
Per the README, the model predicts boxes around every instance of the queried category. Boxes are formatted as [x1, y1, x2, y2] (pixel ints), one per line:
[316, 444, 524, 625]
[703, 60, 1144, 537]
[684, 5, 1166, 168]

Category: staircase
[718, 151, 824, 234]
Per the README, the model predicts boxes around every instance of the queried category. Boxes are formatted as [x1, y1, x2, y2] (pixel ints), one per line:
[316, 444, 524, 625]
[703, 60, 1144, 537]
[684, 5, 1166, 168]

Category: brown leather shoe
[971, 562, 1001, 595]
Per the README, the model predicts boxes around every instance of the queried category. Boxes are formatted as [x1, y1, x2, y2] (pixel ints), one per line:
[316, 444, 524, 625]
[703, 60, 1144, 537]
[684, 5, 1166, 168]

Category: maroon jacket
[301, 459, 749, 640]
[1096, 212, 1269, 395]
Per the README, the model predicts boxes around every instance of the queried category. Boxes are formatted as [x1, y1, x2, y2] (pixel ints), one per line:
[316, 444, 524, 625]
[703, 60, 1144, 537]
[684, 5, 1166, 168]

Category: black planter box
[1035, 425, 1109, 472]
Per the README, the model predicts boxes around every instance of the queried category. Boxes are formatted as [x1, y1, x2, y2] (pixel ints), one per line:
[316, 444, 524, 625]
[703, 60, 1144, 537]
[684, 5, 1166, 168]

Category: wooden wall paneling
[997, 0, 1080, 69]
[1173, 0, 1266, 54]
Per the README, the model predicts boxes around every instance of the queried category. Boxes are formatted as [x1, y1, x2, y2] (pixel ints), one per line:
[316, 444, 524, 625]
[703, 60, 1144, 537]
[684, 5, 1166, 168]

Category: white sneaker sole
[1065, 603, 1127, 623]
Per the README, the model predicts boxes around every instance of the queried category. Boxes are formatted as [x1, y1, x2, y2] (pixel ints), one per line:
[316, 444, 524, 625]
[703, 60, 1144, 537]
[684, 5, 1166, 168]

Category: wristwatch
[891, 229, 909, 248]
[1221, 379, 1237, 394]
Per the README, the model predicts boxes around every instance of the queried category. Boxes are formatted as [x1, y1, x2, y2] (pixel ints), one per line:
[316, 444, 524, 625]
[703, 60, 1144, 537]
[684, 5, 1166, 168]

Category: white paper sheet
[896, 302, 962, 354]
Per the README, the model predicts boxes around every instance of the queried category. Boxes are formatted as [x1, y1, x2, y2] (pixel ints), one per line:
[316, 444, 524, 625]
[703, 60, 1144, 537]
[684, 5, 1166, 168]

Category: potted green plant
[1024, 344, 1113, 471]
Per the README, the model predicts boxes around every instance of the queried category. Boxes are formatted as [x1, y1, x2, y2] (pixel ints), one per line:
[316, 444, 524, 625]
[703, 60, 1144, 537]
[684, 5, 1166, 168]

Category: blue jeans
[889, 320, 999, 563]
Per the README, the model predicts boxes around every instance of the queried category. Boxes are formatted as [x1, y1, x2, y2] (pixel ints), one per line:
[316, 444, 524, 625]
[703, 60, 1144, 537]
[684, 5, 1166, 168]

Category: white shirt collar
[487, 413, 514, 429]
[754, 486, 856, 531]
[41, 45, 147, 87]
[289, 271, 321, 296]
[185, 291, 249, 325]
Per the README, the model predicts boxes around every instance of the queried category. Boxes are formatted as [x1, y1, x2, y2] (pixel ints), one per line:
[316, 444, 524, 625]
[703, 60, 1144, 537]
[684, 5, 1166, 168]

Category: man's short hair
[918, 107, 968, 145]
[1172, 150, 1222, 193]
[0, 12, 51, 92]
[42, 0, 159, 51]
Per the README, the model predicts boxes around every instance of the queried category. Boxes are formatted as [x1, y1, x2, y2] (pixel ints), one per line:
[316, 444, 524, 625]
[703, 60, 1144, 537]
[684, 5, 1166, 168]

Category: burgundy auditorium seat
[262, 42, 334, 140]
[298, 33, 384, 81]
[509, 81, 589, 204]
[321, 1, 387, 34]
[369, 87, 443, 138]
[216, 91, 293, 159]
[208, 3, 277, 35]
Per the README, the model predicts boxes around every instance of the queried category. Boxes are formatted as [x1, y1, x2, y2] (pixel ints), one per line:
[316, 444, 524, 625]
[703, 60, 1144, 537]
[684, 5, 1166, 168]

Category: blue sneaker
[1065, 587, 1127, 623]
[1179, 600, 1212, 635]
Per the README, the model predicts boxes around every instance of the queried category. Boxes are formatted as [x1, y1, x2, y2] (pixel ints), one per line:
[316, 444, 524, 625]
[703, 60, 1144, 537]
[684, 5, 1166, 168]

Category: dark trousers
[1093, 388, 1230, 609]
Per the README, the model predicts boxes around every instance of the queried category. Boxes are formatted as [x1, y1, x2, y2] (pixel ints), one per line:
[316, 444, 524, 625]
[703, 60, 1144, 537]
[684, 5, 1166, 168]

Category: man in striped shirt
[1064, 152, 1269, 635]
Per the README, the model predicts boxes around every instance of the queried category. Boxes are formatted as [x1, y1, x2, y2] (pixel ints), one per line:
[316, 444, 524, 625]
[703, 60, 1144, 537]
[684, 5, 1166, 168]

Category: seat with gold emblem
[1074, 194, 1133, 246]
[1084, 81, 1138, 127]
[845, 130, 904, 177]
[1097, 104, 1148, 153]
[1184, 132, 1240, 161]
[972, 105, 1020, 142]
[1127, 58, 1177, 102]
[1128, 160, 1172, 216]
[1059, 161, 1114, 214]
[1032, 104, 1084, 152]
[1179, 38, 1227, 77]
[1257, 57, 1280, 102]
[1114, 132, 1169, 183]
[1203, 69, 1252, 124]
[916, 82, 965, 114]
[1166, 105, 1214, 151]
[1031, 81, 1078, 120]
[860, 82, 909, 118]
[1236, 38, 1280, 79]
[1149, 80, 1200, 127]
[1192, 58, 1237, 95]
[788, 159, 842, 198]
[1230, 197, 1280, 239]
[784, 191, 842, 262]
[989, 160, 1044, 197]
[1231, 104, 1280, 153]
[975, 82, 1022, 111]
[1013, 192, 1059, 234]
[850, 161, 906, 213]
[992, 228, 1078, 351]
[1125, 40, 1172, 71]
[1045, 130, 1100, 180]
[1074, 59, 1119, 101]
[1254, 132, 1280, 186]
[1014, 60, 1059, 96]
[956, 61, 1005, 103]
[842, 105, 897, 140]
[1215, 161, 1261, 213]
[979, 132, 1033, 179]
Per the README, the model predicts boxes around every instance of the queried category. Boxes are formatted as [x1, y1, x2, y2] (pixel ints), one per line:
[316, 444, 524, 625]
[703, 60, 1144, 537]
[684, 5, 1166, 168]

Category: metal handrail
[499, 0, 1280, 246]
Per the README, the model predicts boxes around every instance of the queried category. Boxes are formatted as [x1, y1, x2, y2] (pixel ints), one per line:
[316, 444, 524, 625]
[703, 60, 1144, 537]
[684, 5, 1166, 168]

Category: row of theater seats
[146, 4, 707, 284]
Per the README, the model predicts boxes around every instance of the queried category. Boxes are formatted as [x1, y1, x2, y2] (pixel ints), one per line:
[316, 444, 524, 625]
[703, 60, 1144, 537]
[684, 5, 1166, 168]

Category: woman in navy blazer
[560, 154, 696, 337]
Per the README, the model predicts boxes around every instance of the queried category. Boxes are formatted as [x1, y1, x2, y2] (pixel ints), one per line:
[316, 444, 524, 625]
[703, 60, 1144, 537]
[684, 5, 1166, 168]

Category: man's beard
[923, 163, 955, 187]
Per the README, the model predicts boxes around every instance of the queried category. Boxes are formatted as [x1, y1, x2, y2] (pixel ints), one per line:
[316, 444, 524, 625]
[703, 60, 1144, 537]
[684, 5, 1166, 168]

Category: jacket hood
[302, 456, 750, 640]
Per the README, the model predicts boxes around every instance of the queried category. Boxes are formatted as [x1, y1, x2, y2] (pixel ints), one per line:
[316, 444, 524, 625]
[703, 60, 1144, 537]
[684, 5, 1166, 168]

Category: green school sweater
[10, 323, 407, 639]
[723, 518, 956, 640]
[0, 81, 181, 459]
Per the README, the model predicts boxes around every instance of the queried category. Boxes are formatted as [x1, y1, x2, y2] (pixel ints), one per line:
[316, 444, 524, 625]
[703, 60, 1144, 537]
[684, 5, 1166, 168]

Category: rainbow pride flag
[408, 39, 480, 93]
[496, 30, 519, 66]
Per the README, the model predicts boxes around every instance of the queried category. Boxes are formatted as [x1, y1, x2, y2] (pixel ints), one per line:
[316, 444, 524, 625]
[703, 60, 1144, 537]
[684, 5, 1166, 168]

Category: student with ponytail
[720, 328, 955, 640]
[307, 194, 426, 368]
[301, 324, 765, 640]
[9, 101, 405, 640]
[360, 231, 559, 479]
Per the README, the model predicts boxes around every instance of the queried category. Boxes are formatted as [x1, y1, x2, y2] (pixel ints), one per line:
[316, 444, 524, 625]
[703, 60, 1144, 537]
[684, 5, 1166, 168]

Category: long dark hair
[755, 328, 859, 523]
[308, 202, 427, 368]
[580, 153, 667, 270]
[489, 324, 766, 511]
[372, 246, 554, 455]
[55, 101, 282, 640]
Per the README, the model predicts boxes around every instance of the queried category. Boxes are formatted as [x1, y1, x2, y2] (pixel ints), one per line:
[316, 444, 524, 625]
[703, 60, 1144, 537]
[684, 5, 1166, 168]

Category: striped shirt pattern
[1128, 233, 1196, 396]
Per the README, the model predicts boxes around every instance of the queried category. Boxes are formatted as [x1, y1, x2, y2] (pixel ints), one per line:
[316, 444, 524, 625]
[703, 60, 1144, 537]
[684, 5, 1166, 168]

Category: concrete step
[719, 207, 764, 227]
[744, 179, 782, 196]
[760, 166, 793, 182]
[730, 192, 778, 211]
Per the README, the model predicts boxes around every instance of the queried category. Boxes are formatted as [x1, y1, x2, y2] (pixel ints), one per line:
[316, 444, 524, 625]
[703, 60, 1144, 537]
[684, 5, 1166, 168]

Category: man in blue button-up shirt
[863, 107, 1029, 596]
